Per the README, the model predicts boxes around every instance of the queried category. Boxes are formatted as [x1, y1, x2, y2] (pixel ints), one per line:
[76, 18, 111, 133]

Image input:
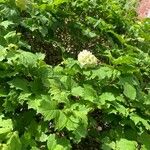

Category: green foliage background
[0, 0, 150, 149]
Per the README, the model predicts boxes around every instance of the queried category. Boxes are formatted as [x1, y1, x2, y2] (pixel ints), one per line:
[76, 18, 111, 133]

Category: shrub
[0, 0, 150, 149]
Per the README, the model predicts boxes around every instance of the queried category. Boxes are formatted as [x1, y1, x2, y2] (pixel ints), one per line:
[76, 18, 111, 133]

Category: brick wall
[137, 0, 150, 18]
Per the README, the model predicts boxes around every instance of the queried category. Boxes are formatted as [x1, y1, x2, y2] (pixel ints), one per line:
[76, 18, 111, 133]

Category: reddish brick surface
[137, 0, 150, 18]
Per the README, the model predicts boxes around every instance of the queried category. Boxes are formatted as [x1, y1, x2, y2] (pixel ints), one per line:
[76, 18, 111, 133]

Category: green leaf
[4, 31, 19, 43]
[20, 131, 37, 149]
[0, 115, 13, 135]
[49, 79, 69, 103]
[116, 138, 137, 150]
[6, 132, 22, 150]
[16, 51, 39, 67]
[59, 104, 89, 137]
[99, 92, 115, 105]
[47, 134, 71, 150]
[130, 113, 150, 130]
[0, 49, 7, 61]
[65, 115, 80, 131]
[39, 132, 48, 142]
[82, 28, 97, 38]
[83, 84, 97, 102]
[0, 86, 7, 97]
[18, 92, 31, 103]
[28, 98, 41, 111]
[123, 82, 136, 100]
[47, 134, 57, 150]
[107, 30, 126, 44]
[101, 137, 116, 150]
[112, 102, 128, 116]
[30, 147, 39, 150]
[91, 67, 117, 80]
[38, 100, 60, 121]
[71, 86, 84, 97]
[72, 124, 87, 142]
[8, 78, 29, 92]
[53, 0, 70, 6]
[72, 104, 89, 125]
[138, 132, 150, 150]
[113, 55, 136, 65]
[55, 112, 67, 130]
[0, 21, 14, 29]
[0, 36, 7, 46]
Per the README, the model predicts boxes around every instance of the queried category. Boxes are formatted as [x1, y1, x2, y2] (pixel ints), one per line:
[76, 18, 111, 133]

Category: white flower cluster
[78, 50, 98, 68]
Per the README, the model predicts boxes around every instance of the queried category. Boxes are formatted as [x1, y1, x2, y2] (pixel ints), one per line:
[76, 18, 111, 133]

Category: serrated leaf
[113, 55, 135, 65]
[38, 100, 60, 121]
[99, 92, 115, 105]
[65, 115, 80, 131]
[8, 78, 29, 91]
[16, 51, 38, 67]
[18, 92, 31, 102]
[55, 112, 67, 130]
[0, 21, 14, 29]
[83, 84, 97, 102]
[112, 102, 128, 116]
[123, 82, 136, 100]
[91, 67, 114, 80]
[72, 124, 87, 142]
[28, 98, 41, 111]
[71, 86, 84, 97]
[72, 104, 89, 124]
[47, 134, 71, 150]
[65, 104, 89, 135]
[130, 113, 150, 130]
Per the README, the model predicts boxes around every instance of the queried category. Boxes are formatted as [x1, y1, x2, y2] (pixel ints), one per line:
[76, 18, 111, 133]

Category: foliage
[0, 0, 150, 149]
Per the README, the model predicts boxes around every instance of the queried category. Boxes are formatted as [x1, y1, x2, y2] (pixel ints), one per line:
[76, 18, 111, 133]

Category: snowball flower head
[78, 50, 98, 68]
